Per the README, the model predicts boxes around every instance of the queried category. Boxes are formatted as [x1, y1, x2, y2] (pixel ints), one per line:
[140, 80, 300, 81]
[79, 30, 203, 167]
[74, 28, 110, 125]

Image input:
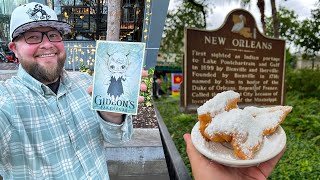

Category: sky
[168, 0, 318, 30]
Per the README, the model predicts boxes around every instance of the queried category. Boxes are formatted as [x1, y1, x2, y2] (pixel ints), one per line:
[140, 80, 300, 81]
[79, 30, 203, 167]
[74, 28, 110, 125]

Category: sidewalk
[0, 70, 17, 81]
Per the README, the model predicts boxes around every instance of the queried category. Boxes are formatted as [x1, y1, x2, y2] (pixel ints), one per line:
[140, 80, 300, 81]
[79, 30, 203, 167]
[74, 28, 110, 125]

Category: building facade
[0, 0, 170, 70]
[0, 0, 144, 45]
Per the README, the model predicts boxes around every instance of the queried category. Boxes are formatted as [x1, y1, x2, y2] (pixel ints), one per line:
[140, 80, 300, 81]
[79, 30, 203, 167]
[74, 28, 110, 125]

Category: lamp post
[96, 0, 100, 39]
[122, 0, 132, 22]
[132, 0, 141, 41]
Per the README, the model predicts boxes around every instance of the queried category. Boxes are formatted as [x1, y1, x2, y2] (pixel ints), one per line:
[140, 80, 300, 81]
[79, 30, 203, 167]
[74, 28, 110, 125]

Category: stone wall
[105, 129, 170, 180]
[296, 59, 320, 69]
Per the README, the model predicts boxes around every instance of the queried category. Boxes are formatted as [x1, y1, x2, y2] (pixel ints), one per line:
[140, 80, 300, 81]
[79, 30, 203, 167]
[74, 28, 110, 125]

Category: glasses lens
[48, 30, 63, 42]
[24, 31, 43, 44]
[23, 30, 63, 44]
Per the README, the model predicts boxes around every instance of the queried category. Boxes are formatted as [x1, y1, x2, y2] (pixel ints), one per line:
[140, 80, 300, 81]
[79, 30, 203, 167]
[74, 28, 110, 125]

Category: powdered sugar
[243, 106, 292, 131]
[205, 109, 264, 156]
[197, 90, 292, 159]
[197, 90, 240, 116]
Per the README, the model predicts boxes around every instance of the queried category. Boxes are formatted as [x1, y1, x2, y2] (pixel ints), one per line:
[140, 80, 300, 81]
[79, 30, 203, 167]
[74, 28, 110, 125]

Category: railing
[64, 41, 96, 71]
[154, 105, 192, 180]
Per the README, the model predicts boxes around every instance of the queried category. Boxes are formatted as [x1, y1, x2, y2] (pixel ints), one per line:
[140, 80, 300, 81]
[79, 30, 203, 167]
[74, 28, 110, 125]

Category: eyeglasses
[21, 30, 63, 44]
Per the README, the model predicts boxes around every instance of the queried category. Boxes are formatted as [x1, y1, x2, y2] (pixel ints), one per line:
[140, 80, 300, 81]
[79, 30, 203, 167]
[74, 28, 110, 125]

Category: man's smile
[36, 53, 56, 58]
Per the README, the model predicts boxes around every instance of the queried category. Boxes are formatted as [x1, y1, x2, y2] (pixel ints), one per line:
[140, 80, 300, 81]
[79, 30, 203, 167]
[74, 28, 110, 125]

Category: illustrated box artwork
[91, 41, 146, 115]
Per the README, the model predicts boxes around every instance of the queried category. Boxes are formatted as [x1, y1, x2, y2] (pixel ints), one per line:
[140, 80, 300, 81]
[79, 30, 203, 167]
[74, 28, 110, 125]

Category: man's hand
[87, 70, 148, 124]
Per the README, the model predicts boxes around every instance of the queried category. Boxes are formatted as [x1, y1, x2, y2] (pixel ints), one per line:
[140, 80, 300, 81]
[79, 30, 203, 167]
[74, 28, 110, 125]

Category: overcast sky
[168, 0, 318, 30]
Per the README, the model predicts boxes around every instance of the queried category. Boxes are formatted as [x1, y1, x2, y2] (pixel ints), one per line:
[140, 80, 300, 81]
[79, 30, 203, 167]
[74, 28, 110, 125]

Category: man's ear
[8, 42, 16, 52]
[8, 42, 18, 58]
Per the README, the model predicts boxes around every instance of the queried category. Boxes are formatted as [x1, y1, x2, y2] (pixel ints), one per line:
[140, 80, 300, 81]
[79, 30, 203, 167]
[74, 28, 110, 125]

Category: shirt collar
[16, 66, 73, 96]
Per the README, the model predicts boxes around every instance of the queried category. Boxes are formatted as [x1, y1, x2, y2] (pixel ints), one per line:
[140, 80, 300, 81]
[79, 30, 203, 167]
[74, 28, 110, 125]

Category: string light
[65, 1, 152, 69]
[66, 42, 96, 70]
[143, 0, 152, 41]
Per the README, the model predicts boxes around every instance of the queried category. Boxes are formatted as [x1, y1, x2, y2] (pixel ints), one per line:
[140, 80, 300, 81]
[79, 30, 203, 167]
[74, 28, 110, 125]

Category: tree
[270, 0, 280, 38]
[266, 2, 320, 69]
[160, 0, 206, 66]
[265, 7, 299, 43]
[107, 0, 121, 41]
[256, 0, 266, 34]
[295, 2, 320, 69]
[188, 0, 207, 28]
[241, 0, 281, 37]
[265, 7, 300, 69]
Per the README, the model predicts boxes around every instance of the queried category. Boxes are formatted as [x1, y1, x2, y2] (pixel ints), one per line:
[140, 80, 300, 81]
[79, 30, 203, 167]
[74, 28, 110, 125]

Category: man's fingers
[184, 133, 195, 156]
[140, 82, 147, 91]
[184, 134, 207, 164]
[258, 146, 286, 177]
[87, 85, 93, 96]
[142, 70, 148, 77]
[138, 96, 145, 103]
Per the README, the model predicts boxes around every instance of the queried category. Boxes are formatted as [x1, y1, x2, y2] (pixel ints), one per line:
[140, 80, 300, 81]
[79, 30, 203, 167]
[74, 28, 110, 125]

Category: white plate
[191, 122, 286, 167]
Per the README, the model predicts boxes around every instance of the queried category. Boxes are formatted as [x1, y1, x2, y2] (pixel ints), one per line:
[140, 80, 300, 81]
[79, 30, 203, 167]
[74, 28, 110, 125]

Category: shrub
[286, 69, 320, 99]
[79, 61, 93, 75]
[140, 68, 155, 107]
[270, 130, 320, 179]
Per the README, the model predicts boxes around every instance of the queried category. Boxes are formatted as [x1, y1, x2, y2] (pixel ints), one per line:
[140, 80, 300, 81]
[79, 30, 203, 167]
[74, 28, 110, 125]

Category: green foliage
[295, 2, 320, 57]
[285, 69, 320, 99]
[265, 2, 320, 60]
[283, 92, 320, 143]
[285, 49, 297, 69]
[155, 96, 197, 176]
[266, 7, 299, 42]
[264, 4, 319, 69]
[160, 1, 206, 67]
[270, 130, 320, 179]
[140, 68, 154, 107]
[79, 61, 93, 75]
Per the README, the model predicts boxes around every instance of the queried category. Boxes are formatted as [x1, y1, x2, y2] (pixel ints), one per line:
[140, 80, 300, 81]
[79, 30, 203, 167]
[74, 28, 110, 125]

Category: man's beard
[20, 55, 66, 84]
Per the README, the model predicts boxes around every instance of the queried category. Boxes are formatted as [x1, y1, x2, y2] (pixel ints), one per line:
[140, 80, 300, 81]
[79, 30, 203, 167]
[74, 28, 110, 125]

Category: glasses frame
[20, 30, 64, 44]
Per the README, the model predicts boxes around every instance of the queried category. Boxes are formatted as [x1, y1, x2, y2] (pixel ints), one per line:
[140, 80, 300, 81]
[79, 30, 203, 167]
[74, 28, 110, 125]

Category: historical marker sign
[181, 9, 286, 112]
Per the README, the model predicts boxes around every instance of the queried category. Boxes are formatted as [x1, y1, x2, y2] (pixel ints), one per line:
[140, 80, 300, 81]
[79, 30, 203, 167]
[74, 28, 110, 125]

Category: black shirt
[47, 78, 60, 94]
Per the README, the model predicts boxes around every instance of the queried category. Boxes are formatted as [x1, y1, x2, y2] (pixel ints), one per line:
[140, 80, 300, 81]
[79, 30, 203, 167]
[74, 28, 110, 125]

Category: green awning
[155, 65, 182, 72]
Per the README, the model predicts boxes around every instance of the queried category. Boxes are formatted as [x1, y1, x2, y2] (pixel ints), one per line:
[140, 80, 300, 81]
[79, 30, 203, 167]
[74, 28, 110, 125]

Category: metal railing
[154, 105, 192, 180]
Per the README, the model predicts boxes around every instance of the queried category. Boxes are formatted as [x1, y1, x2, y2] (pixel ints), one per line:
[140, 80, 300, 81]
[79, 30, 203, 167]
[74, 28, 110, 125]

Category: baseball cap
[10, 2, 71, 41]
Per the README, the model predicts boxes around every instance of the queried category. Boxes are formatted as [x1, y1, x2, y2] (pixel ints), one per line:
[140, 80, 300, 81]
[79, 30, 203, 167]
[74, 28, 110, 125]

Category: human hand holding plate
[184, 131, 286, 180]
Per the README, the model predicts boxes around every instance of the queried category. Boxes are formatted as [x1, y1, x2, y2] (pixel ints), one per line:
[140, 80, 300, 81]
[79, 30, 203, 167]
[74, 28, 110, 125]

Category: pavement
[0, 62, 18, 81]
[0, 61, 18, 70]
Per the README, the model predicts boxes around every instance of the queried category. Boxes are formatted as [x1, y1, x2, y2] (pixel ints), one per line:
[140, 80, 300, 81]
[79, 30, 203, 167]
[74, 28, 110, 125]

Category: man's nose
[40, 34, 54, 47]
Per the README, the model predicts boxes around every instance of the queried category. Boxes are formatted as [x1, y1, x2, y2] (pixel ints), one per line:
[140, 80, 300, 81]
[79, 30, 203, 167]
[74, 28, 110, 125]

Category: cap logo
[26, 4, 51, 21]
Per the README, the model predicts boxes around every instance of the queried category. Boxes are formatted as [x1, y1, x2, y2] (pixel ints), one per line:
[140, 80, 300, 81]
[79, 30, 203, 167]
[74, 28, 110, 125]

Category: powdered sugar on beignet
[196, 90, 293, 160]
[197, 90, 240, 117]
[197, 90, 240, 141]
[244, 106, 292, 135]
[205, 109, 264, 159]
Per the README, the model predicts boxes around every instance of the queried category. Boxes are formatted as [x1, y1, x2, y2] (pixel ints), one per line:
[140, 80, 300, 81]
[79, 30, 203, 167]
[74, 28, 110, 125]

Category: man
[0, 2, 146, 179]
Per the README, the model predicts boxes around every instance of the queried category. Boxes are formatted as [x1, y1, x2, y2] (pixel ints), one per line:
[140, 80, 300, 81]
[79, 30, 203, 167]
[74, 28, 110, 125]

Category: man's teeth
[39, 54, 55, 57]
